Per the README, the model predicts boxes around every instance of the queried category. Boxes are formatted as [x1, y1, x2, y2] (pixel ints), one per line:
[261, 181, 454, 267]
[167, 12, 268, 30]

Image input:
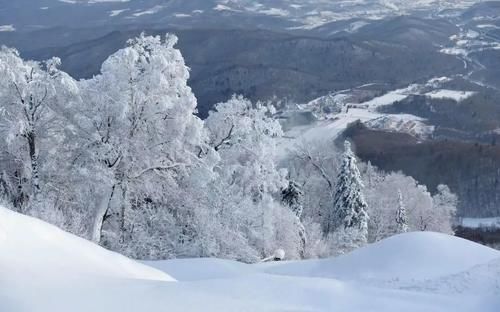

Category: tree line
[0, 33, 457, 262]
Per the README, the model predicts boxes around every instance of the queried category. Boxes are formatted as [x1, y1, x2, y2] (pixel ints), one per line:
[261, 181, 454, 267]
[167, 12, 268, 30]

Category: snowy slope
[144, 258, 257, 281]
[411, 257, 500, 295]
[1, 206, 499, 311]
[0, 206, 174, 282]
[277, 75, 477, 156]
[277, 84, 424, 157]
[261, 232, 500, 283]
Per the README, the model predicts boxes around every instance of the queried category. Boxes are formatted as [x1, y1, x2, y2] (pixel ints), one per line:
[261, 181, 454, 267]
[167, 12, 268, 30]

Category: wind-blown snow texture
[1, 206, 499, 311]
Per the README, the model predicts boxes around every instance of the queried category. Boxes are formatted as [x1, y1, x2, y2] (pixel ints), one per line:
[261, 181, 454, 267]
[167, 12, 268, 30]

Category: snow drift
[1, 206, 499, 312]
[0, 206, 174, 282]
[262, 232, 500, 283]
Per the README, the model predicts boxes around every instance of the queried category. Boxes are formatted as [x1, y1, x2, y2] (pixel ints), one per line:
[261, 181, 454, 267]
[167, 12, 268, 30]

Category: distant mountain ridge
[0, 0, 485, 32]
[20, 16, 464, 117]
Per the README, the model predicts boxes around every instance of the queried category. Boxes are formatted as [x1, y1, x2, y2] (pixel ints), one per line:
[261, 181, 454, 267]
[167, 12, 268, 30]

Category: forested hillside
[0, 34, 457, 260]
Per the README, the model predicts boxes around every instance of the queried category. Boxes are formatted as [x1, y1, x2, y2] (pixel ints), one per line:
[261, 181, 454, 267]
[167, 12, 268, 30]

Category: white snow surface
[261, 232, 500, 283]
[277, 84, 419, 157]
[0, 25, 16, 32]
[278, 77, 479, 157]
[425, 89, 476, 102]
[365, 114, 435, 139]
[0, 207, 174, 282]
[1, 207, 499, 311]
[109, 9, 129, 17]
[144, 258, 257, 281]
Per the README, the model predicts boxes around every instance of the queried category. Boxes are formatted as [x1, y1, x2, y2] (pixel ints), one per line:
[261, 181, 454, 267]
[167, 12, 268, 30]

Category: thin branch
[128, 164, 184, 180]
[295, 148, 333, 189]
[106, 154, 122, 169]
[213, 124, 235, 151]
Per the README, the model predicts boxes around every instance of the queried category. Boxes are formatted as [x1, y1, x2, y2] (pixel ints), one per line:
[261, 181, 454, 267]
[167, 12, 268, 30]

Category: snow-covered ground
[0, 25, 15, 32]
[1, 206, 499, 311]
[425, 89, 476, 102]
[0, 207, 173, 282]
[442, 26, 500, 58]
[261, 232, 500, 285]
[277, 73, 482, 158]
[277, 79, 447, 157]
[365, 115, 435, 139]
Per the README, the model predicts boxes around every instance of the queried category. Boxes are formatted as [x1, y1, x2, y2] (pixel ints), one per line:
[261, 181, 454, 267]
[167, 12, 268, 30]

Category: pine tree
[329, 141, 369, 245]
[282, 180, 304, 218]
[395, 189, 409, 233]
[281, 180, 307, 258]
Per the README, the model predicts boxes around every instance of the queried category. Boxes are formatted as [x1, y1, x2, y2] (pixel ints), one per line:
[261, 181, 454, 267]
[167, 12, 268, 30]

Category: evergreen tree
[282, 180, 304, 218]
[329, 141, 369, 246]
[395, 189, 409, 233]
[281, 180, 307, 257]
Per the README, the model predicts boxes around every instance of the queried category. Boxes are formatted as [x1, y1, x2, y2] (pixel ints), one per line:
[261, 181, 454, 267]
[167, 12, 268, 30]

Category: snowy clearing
[365, 115, 435, 139]
[425, 89, 476, 102]
[109, 9, 129, 17]
[0, 25, 16, 32]
[278, 76, 479, 157]
[361, 92, 407, 108]
[132, 6, 163, 17]
[1, 207, 499, 312]
[277, 83, 427, 157]
[477, 24, 500, 30]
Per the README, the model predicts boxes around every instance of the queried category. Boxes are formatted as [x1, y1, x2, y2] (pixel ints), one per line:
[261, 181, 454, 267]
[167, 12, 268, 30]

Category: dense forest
[0, 34, 457, 261]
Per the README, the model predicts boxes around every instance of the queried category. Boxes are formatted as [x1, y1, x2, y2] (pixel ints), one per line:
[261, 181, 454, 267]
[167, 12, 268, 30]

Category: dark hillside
[343, 122, 500, 218]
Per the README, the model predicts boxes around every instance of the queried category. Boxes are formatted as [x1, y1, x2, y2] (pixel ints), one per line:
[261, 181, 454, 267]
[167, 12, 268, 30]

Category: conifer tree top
[331, 141, 369, 233]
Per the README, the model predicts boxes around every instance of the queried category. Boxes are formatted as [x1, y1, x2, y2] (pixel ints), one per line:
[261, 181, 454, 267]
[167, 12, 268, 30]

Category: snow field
[0, 207, 174, 282]
[1, 207, 499, 311]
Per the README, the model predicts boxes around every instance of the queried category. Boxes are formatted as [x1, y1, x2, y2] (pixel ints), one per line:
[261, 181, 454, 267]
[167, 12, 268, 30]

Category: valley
[1, 1, 500, 311]
[2, 1, 499, 220]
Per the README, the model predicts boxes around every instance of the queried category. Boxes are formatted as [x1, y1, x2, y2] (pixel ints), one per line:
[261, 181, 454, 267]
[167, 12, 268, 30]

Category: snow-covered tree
[72, 33, 211, 253]
[0, 47, 79, 214]
[364, 161, 380, 189]
[205, 95, 287, 201]
[330, 141, 369, 239]
[261, 196, 304, 260]
[327, 226, 368, 256]
[301, 217, 329, 258]
[395, 189, 409, 233]
[430, 184, 458, 234]
[0, 33, 461, 263]
[362, 166, 457, 241]
[205, 96, 301, 259]
[324, 141, 370, 254]
[289, 140, 339, 230]
[281, 180, 307, 257]
[282, 180, 304, 218]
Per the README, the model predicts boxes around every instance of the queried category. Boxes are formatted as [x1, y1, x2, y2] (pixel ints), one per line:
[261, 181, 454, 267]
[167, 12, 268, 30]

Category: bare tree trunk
[26, 130, 40, 198]
[297, 219, 307, 259]
[120, 183, 129, 244]
[91, 184, 115, 244]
